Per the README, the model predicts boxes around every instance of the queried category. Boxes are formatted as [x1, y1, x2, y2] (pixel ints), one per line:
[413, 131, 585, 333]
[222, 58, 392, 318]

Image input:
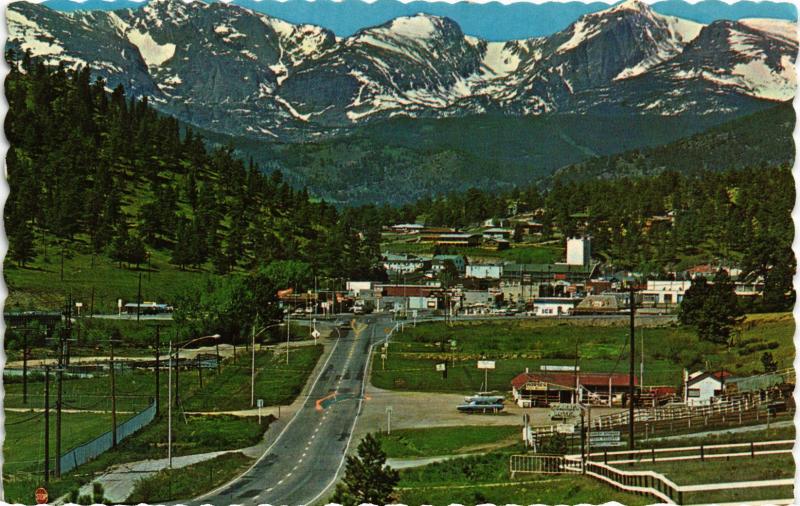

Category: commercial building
[531, 297, 580, 316]
[466, 264, 503, 279]
[511, 370, 638, 407]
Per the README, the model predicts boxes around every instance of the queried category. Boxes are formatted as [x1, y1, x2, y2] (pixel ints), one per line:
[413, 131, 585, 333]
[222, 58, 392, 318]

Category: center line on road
[287, 472, 293, 477]
[266, 487, 274, 492]
[278, 479, 284, 485]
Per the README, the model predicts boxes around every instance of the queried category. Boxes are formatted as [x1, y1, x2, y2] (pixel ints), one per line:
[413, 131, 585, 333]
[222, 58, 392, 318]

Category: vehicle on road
[352, 300, 374, 315]
[457, 395, 505, 413]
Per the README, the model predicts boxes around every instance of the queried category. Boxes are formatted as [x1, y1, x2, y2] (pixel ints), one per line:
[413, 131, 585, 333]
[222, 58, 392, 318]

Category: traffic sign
[549, 403, 581, 421]
[557, 423, 575, 434]
[311, 329, 321, 339]
[477, 360, 496, 370]
[257, 399, 264, 408]
[589, 431, 622, 447]
[35, 487, 48, 504]
[435, 363, 446, 372]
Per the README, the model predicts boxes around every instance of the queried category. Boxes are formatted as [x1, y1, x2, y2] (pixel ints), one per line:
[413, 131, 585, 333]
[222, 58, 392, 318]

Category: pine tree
[332, 434, 399, 506]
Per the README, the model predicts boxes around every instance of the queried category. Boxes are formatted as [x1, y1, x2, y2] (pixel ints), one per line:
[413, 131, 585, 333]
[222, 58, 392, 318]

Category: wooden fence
[513, 440, 794, 505]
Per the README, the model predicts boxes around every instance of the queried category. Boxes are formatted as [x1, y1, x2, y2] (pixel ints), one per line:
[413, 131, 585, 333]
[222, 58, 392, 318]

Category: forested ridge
[5, 53, 383, 282]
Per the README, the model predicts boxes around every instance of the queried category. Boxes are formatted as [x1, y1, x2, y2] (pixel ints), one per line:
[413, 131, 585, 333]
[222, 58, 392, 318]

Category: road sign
[477, 360, 496, 370]
[541, 365, 579, 372]
[589, 431, 622, 447]
[35, 488, 48, 504]
[549, 403, 581, 421]
[435, 363, 446, 372]
[257, 399, 264, 408]
[556, 423, 575, 434]
[311, 329, 321, 339]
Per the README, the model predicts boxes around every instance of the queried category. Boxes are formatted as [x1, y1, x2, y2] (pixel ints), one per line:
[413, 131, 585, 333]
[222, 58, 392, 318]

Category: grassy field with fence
[377, 425, 520, 459]
[372, 314, 793, 394]
[396, 451, 648, 506]
[127, 452, 254, 503]
[5, 345, 322, 413]
[3, 414, 267, 504]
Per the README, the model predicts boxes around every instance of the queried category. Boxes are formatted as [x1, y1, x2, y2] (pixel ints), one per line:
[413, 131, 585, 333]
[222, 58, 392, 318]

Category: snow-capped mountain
[7, 0, 797, 140]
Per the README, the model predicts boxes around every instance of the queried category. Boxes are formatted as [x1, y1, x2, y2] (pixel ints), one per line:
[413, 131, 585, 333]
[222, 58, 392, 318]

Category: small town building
[383, 254, 430, 274]
[531, 297, 580, 316]
[431, 254, 467, 273]
[482, 228, 513, 240]
[466, 264, 503, 279]
[572, 294, 623, 315]
[390, 223, 425, 234]
[685, 370, 731, 406]
[641, 280, 692, 306]
[483, 237, 510, 250]
[503, 262, 599, 284]
[511, 370, 638, 407]
[420, 233, 481, 246]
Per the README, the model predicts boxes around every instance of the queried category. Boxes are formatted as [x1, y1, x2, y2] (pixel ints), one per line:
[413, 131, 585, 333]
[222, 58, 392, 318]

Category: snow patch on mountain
[482, 42, 522, 76]
[665, 16, 704, 44]
[731, 55, 796, 101]
[127, 29, 176, 67]
[7, 9, 65, 56]
[739, 18, 798, 45]
[557, 19, 601, 53]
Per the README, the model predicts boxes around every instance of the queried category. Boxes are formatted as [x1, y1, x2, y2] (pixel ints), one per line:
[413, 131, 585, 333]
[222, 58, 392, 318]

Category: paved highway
[196, 315, 391, 506]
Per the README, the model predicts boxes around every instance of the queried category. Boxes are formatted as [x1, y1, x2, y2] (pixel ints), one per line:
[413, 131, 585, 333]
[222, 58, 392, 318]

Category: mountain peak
[384, 13, 452, 39]
[608, 0, 653, 14]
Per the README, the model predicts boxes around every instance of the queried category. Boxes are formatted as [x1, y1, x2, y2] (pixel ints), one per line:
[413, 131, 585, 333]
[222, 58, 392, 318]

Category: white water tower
[566, 237, 591, 266]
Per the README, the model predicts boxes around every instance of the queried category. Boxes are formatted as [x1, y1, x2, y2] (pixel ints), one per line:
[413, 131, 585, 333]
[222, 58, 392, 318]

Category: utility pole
[154, 326, 160, 416]
[286, 310, 291, 365]
[110, 336, 118, 447]
[628, 284, 636, 451]
[251, 315, 258, 407]
[44, 365, 50, 483]
[137, 272, 143, 322]
[55, 331, 65, 477]
[168, 339, 173, 468]
[22, 331, 29, 404]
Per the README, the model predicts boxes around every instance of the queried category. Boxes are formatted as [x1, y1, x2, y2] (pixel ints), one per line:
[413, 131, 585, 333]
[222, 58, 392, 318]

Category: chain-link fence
[59, 401, 156, 474]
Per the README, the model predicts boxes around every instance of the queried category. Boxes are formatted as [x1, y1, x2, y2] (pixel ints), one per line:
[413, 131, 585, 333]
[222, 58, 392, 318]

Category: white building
[482, 228, 513, 240]
[685, 371, 726, 406]
[466, 264, 503, 279]
[642, 280, 692, 306]
[566, 237, 591, 266]
[531, 297, 579, 316]
[347, 281, 374, 296]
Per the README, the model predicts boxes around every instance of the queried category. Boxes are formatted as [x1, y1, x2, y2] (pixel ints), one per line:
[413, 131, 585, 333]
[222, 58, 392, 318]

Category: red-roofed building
[511, 370, 639, 407]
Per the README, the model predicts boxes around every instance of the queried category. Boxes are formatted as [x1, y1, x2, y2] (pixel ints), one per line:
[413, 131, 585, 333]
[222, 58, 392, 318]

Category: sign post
[257, 398, 264, 424]
[436, 362, 447, 379]
[477, 360, 496, 392]
[386, 406, 393, 435]
[35, 488, 48, 505]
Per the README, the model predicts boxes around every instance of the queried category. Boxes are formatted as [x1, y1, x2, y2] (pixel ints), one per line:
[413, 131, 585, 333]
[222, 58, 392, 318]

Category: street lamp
[168, 333, 220, 468]
[250, 319, 284, 407]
